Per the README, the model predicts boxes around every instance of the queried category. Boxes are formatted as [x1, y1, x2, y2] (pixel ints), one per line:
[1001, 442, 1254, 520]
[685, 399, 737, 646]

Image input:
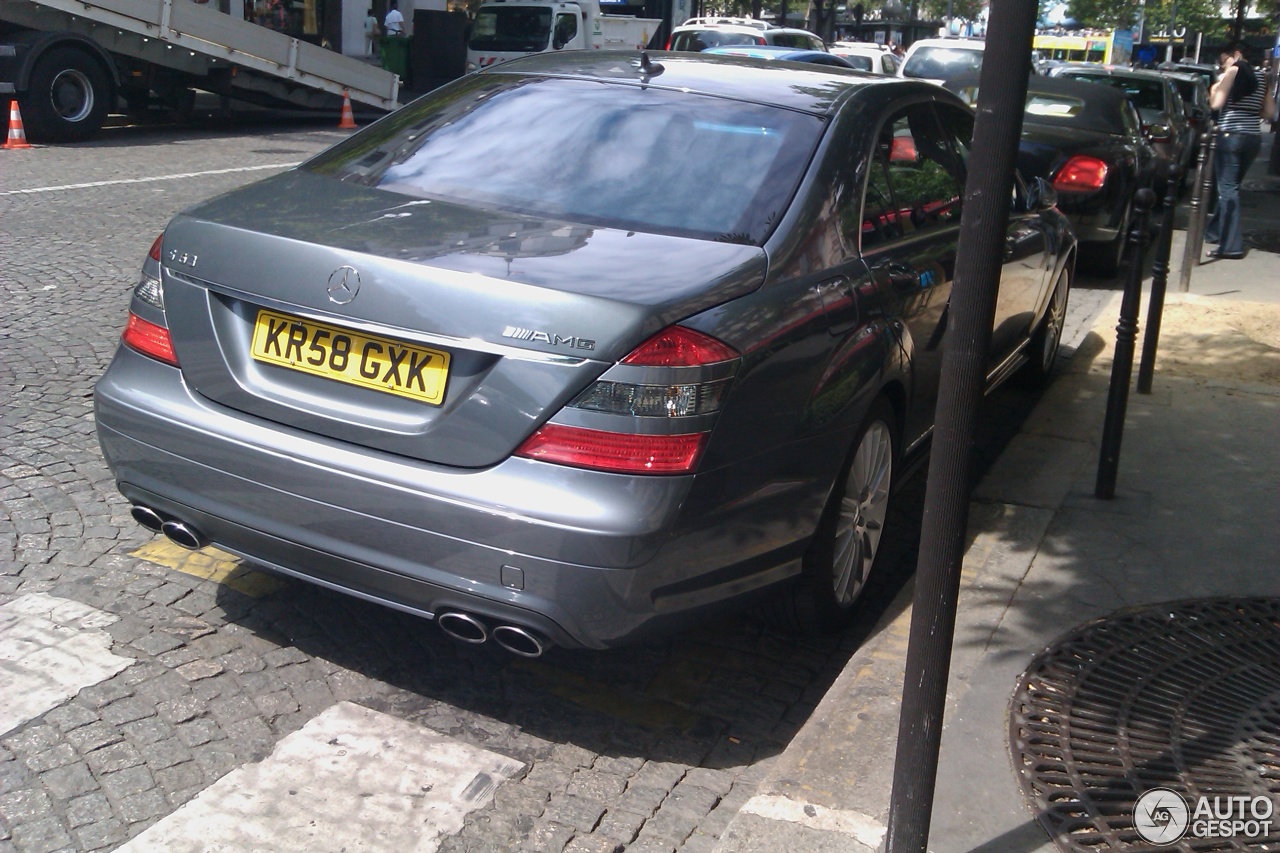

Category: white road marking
[117, 701, 525, 853]
[740, 793, 887, 849]
[0, 594, 134, 736]
[0, 163, 300, 196]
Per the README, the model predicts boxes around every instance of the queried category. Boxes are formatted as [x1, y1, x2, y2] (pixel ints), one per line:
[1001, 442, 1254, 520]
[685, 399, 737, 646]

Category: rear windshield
[835, 53, 873, 71]
[304, 76, 824, 245]
[1064, 73, 1165, 111]
[468, 6, 551, 53]
[902, 46, 983, 79]
[670, 30, 763, 51]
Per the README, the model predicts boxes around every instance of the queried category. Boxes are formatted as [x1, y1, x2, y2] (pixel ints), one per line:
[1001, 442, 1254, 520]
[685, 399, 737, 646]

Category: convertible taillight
[515, 325, 739, 474]
[123, 312, 179, 366]
[1053, 156, 1108, 192]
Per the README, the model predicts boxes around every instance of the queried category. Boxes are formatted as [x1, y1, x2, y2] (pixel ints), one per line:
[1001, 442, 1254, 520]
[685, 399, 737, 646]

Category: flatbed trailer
[0, 0, 399, 141]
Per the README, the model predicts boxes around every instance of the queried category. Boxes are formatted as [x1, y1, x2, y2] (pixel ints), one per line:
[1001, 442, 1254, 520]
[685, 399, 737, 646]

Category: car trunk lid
[158, 170, 767, 468]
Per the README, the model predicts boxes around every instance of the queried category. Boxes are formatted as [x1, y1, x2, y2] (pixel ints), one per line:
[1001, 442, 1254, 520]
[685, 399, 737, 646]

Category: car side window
[879, 106, 964, 238]
[881, 55, 897, 74]
[857, 153, 900, 248]
[934, 102, 973, 173]
[845, 103, 965, 253]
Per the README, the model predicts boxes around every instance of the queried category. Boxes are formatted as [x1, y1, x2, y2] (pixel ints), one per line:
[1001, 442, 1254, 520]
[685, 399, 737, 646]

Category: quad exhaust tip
[160, 520, 209, 551]
[492, 624, 546, 658]
[132, 504, 209, 551]
[437, 611, 547, 657]
[130, 504, 166, 533]
[437, 611, 489, 644]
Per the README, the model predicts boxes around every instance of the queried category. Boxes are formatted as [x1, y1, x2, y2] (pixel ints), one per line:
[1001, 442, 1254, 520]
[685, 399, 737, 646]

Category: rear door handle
[814, 276, 859, 336]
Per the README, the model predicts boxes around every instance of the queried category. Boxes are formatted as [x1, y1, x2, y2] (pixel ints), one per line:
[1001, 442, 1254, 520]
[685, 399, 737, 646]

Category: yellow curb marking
[131, 540, 284, 598]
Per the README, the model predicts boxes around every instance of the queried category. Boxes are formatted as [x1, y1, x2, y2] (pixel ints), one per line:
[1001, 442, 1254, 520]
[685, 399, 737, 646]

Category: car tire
[1021, 263, 1071, 385]
[19, 46, 112, 142]
[767, 398, 897, 635]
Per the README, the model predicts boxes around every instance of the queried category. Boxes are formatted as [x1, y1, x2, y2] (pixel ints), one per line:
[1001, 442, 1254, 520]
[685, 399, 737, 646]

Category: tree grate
[1009, 598, 1280, 851]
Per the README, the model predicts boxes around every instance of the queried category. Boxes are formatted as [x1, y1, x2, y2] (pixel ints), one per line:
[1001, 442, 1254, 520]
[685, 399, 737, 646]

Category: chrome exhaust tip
[130, 504, 167, 533]
[160, 520, 208, 551]
[437, 611, 489, 644]
[492, 624, 546, 658]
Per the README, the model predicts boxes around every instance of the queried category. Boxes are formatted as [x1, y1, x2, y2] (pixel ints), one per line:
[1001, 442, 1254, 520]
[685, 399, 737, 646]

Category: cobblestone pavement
[0, 119, 1116, 853]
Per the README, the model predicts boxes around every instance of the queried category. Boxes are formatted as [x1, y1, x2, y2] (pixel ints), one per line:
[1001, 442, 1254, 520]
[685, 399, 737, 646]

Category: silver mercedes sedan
[95, 52, 1075, 654]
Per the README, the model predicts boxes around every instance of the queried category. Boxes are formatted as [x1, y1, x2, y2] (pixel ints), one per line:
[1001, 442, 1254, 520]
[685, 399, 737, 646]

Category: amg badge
[502, 326, 595, 351]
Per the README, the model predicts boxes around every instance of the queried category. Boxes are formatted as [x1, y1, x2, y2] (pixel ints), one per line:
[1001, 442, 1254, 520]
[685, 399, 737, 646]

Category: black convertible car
[946, 73, 1157, 276]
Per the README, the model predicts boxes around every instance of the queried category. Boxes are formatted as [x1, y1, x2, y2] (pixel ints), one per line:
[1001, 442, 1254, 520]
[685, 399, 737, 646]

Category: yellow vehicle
[1033, 30, 1134, 66]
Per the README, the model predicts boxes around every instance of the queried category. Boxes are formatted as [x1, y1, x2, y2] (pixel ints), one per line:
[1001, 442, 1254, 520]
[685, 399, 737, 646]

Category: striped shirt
[1219, 80, 1265, 133]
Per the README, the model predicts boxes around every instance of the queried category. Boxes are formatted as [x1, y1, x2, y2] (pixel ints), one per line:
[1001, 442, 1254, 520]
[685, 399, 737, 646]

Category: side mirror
[1027, 176, 1057, 212]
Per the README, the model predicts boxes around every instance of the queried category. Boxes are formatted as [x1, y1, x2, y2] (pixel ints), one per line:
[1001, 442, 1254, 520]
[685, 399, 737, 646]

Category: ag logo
[1134, 788, 1190, 845]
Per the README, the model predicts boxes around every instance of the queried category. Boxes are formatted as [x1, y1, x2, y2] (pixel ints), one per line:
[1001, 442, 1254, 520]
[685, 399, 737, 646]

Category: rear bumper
[1056, 198, 1122, 245]
[94, 347, 809, 648]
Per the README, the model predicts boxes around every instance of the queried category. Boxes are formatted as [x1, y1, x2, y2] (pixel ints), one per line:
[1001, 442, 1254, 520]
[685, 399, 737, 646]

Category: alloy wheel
[832, 420, 893, 606]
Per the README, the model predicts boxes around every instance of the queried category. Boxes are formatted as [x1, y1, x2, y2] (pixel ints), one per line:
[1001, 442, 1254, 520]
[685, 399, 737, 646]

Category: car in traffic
[1166, 59, 1217, 89]
[94, 52, 1076, 654]
[1158, 69, 1211, 158]
[1048, 63, 1194, 191]
[667, 19, 825, 51]
[945, 72, 1157, 276]
[898, 37, 987, 83]
[702, 44, 857, 68]
[829, 41, 900, 74]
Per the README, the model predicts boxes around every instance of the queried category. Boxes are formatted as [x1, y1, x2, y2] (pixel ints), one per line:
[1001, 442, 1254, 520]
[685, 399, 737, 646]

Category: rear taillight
[622, 326, 738, 367]
[515, 425, 708, 474]
[516, 325, 739, 474]
[123, 312, 179, 366]
[148, 233, 163, 261]
[1052, 156, 1108, 192]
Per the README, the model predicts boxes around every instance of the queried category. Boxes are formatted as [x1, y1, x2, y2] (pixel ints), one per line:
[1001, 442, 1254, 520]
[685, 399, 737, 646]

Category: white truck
[465, 0, 672, 73]
[0, 0, 399, 142]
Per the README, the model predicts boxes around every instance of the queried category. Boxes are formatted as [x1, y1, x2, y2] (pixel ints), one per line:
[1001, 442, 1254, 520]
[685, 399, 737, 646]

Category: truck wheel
[20, 46, 112, 142]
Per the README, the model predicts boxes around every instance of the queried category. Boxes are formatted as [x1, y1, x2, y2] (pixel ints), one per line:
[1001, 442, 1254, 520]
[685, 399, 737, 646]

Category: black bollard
[1180, 124, 1217, 292]
[1138, 166, 1181, 394]
[1096, 188, 1157, 500]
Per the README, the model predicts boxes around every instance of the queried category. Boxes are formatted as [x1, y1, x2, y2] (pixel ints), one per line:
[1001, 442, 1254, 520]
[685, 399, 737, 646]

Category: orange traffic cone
[4, 100, 32, 150]
[338, 89, 356, 130]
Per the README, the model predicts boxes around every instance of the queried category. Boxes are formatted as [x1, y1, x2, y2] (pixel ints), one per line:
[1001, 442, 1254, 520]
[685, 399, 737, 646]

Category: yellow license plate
[250, 310, 450, 406]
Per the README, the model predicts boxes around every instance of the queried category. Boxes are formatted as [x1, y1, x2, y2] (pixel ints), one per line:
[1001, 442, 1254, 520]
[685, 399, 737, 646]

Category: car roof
[488, 50, 926, 117]
[1053, 63, 1173, 82]
[702, 46, 857, 67]
[678, 16, 775, 30]
[907, 37, 985, 50]
[831, 43, 889, 54]
[943, 70, 1136, 135]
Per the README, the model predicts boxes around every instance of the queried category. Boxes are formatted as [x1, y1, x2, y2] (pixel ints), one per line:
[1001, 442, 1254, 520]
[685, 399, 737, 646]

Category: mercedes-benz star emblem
[326, 266, 361, 305]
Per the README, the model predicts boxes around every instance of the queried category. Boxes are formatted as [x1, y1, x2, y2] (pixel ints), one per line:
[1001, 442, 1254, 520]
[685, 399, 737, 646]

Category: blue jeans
[1205, 131, 1261, 255]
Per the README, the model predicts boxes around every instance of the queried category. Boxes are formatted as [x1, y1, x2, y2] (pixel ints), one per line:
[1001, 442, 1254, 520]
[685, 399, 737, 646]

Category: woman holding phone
[1205, 41, 1275, 259]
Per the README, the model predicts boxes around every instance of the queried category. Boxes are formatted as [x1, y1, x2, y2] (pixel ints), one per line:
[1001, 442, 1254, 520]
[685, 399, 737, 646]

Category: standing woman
[1205, 41, 1275, 259]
